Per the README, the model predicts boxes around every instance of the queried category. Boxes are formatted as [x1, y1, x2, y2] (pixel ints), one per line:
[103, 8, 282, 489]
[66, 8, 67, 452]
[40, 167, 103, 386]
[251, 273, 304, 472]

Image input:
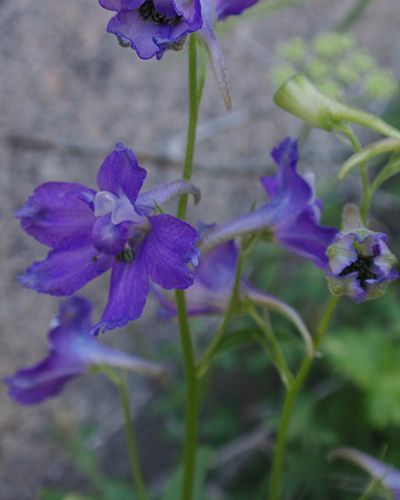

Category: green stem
[175, 289, 199, 500]
[268, 296, 339, 500]
[339, 125, 371, 223]
[196, 247, 244, 378]
[175, 33, 203, 500]
[337, 0, 372, 32]
[116, 377, 149, 500]
[249, 306, 294, 388]
[177, 34, 200, 219]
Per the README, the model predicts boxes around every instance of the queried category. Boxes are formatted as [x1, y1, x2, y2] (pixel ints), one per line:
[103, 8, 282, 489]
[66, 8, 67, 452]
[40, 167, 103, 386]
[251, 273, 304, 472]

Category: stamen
[138, 0, 181, 25]
[339, 255, 377, 289]
[116, 248, 135, 263]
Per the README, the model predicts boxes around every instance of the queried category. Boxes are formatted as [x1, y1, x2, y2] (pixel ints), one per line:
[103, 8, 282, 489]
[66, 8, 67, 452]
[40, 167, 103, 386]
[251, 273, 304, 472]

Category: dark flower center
[138, 0, 182, 25]
[116, 248, 135, 263]
[339, 255, 377, 289]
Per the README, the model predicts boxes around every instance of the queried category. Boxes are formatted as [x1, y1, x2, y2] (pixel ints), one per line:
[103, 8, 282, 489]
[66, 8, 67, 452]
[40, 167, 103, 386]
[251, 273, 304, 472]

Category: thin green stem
[175, 33, 203, 500]
[268, 296, 339, 500]
[177, 34, 200, 220]
[175, 289, 199, 500]
[249, 306, 294, 388]
[339, 125, 371, 223]
[337, 0, 372, 32]
[196, 248, 244, 378]
[116, 377, 149, 500]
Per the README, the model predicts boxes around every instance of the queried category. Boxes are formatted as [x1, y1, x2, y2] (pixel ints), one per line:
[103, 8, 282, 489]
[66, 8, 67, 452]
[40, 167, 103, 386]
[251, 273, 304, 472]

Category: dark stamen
[116, 248, 135, 263]
[339, 255, 377, 289]
[138, 0, 181, 25]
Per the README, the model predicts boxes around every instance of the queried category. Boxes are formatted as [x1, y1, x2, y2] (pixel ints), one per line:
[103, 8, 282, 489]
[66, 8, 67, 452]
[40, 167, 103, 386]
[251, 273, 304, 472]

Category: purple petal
[92, 215, 131, 255]
[136, 180, 201, 214]
[99, 0, 143, 11]
[143, 214, 199, 289]
[198, 0, 231, 109]
[173, 0, 202, 24]
[100, 256, 150, 331]
[4, 355, 82, 405]
[276, 210, 337, 268]
[97, 143, 146, 202]
[19, 246, 113, 296]
[16, 182, 96, 250]
[106, 9, 195, 60]
[196, 240, 237, 290]
[214, 0, 259, 20]
[260, 138, 312, 226]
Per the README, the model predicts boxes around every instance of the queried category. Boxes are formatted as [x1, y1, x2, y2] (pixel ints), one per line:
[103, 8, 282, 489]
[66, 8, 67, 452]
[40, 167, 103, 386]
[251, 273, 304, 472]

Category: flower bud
[274, 74, 400, 141]
[326, 204, 398, 302]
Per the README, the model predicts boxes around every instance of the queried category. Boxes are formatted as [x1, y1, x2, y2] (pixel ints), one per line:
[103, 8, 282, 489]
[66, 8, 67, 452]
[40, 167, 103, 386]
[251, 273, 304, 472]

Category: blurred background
[1, 0, 400, 498]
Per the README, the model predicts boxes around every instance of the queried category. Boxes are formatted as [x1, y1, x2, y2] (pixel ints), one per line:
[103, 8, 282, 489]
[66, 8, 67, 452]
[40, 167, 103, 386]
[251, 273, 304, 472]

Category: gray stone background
[1, 0, 399, 498]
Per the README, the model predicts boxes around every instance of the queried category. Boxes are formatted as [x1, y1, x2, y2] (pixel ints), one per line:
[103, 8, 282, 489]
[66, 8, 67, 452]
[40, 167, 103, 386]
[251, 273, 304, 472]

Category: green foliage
[270, 31, 398, 102]
[324, 316, 400, 428]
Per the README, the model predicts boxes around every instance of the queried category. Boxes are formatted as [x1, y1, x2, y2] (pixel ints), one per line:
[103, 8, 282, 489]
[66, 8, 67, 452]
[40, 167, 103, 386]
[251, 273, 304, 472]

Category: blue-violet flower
[327, 204, 399, 302]
[4, 296, 163, 405]
[17, 143, 200, 331]
[200, 137, 337, 268]
[99, 0, 259, 108]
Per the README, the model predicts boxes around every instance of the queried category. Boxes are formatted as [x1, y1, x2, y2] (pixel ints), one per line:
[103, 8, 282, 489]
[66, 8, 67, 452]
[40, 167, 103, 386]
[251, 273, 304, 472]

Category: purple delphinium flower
[329, 448, 400, 499]
[4, 296, 163, 405]
[155, 238, 313, 352]
[17, 143, 200, 331]
[200, 138, 338, 269]
[99, 0, 259, 108]
[327, 204, 399, 303]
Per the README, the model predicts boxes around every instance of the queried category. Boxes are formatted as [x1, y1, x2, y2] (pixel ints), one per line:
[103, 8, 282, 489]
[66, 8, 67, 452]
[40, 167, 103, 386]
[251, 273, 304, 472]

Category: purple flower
[99, 0, 259, 108]
[327, 204, 399, 302]
[329, 448, 400, 499]
[17, 143, 200, 331]
[200, 138, 338, 268]
[4, 297, 163, 405]
[155, 238, 312, 352]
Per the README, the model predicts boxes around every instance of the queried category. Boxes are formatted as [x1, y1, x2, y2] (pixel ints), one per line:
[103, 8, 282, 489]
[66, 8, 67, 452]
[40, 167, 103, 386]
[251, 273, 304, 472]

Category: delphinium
[5, 1, 400, 499]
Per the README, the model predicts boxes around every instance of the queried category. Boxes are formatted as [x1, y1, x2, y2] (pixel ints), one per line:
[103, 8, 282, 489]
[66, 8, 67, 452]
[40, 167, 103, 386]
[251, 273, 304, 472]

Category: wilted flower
[327, 204, 398, 302]
[4, 297, 163, 405]
[17, 143, 200, 331]
[329, 448, 400, 499]
[201, 137, 337, 268]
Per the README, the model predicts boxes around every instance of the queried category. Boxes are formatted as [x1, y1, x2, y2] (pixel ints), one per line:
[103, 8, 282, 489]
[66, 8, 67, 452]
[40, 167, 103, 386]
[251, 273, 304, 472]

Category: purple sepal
[16, 183, 96, 250]
[4, 297, 163, 405]
[201, 138, 337, 268]
[97, 143, 146, 202]
[214, 0, 259, 20]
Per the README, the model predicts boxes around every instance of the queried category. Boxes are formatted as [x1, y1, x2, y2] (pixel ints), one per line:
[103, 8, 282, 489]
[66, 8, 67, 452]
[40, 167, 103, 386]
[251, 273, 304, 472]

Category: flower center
[339, 254, 377, 289]
[138, 0, 182, 25]
[94, 191, 145, 226]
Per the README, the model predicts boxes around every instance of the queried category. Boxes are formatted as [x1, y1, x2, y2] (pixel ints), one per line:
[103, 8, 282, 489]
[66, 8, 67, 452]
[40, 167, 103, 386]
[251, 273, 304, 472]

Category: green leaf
[162, 447, 213, 500]
[40, 490, 93, 500]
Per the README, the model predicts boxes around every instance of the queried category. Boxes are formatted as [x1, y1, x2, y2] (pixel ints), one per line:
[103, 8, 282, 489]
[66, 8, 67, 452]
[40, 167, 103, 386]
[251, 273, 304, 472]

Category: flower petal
[198, 0, 231, 109]
[100, 256, 150, 331]
[214, 0, 259, 20]
[92, 214, 131, 256]
[19, 246, 113, 296]
[97, 143, 146, 202]
[143, 214, 199, 289]
[277, 210, 337, 268]
[196, 240, 237, 290]
[136, 179, 201, 213]
[99, 0, 143, 11]
[16, 182, 96, 250]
